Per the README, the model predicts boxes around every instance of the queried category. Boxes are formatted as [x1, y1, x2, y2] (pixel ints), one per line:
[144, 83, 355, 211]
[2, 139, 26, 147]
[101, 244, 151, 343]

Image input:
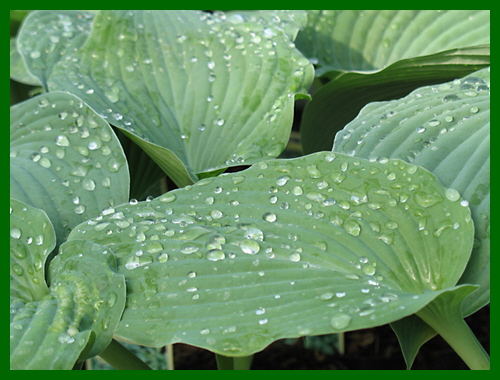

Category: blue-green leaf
[69, 152, 474, 356]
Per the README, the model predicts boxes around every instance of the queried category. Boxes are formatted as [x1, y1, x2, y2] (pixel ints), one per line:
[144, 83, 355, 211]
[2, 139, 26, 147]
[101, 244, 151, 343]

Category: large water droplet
[289, 252, 301, 262]
[82, 178, 96, 191]
[10, 228, 21, 239]
[445, 188, 460, 202]
[415, 192, 443, 208]
[106, 291, 118, 308]
[240, 240, 260, 254]
[181, 244, 200, 255]
[55, 135, 70, 146]
[206, 249, 225, 261]
[263, 212, 277, 222]
[330, 313, 352, 330]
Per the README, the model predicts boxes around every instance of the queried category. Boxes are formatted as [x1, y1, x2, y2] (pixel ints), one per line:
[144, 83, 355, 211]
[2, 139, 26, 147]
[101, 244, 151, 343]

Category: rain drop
[330, 313, 351, 330]
[240, 240, 260, 254]
[263, 212, 277, 222]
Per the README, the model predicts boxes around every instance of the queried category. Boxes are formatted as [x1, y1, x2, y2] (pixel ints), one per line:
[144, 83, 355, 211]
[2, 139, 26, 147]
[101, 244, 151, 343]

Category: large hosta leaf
[333, 68, 489, 368]
[297, 10, 490, 154]
[10, 200, 126, 370]
[10, 91, 129, 245]
[68, 152, 473, 356]
[333, 67, 490, 315]
[48, 10, 314, 187]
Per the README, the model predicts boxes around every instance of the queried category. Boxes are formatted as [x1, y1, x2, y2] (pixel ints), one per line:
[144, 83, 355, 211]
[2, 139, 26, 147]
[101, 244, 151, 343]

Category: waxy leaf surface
[297, 10, 490, 154]
[48, 10, 314, 186]
[333, 68, 490, 315]
[10, 91, 130, 245]
[10, 200, 126, 369]
[69, 152, 474, 355]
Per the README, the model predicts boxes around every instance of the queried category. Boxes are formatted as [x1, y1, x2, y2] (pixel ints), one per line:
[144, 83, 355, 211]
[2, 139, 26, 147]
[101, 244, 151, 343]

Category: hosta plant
[10, 10, 489, 370]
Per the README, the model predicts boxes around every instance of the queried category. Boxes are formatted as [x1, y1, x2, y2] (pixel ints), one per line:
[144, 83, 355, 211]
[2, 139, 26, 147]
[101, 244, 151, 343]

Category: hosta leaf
[10, 201, 126, 370]
[296, 10, 490, 76]
[16, 10, 95, 89]
[10, 199, 55, 304]
[333, 67, 490, 315]
[48, 10, 314, 187]
[10, 91, 130, 245]
[69, 152, 474, 356]
[10, 37, 41, 86]
[332, 68, 489, 368]
[297, 10, 490, 154]
[300, 46, 489, 154]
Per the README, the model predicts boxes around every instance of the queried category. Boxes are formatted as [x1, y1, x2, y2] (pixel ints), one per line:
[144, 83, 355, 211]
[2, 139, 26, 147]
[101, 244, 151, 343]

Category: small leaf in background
[47, 10, 314, 187]
[10, 91, 130, 245]
[297, 10, 490, 154]
[69, 152, 474, 356]
[296, 10, 489, 76]
[10, 200, 127, 370]
[16, 10, 95, 89]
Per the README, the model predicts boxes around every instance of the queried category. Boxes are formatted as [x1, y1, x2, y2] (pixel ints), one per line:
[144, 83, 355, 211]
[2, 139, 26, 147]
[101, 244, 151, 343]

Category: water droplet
[244, 227, 264, 241]
[276, 175, 290, 186]
[181, 244, 200, 255]
[445, 188, 460, 202]
[416, 126, 426, 133]
[258, 318, 268, 325]
[319, 292, 334, 300]
[210, 209, 223, 219]
[240, 240, 260, 254]
[306, 192, 326, 203]
[330, 313, 351, 330]
[289, 252, 301, 262]
[55, 135, 69, 146]
[263, 212, 277, 222]
[106, 292, 118, 307]
[343, 220, 361, 236]
[415, 192, 443, 208]
[442, 94, 460, 102]
[10, 228, 21, 239]
[82, 178, 96, 191]
[30, 50, 41, 59]
[158, 252, 169, 263]
[74, 205, 86, 214]
[386, 172, 396, 180]
[12, 263, 23, 276]
[306, 165, 322, 178]
[206, 249, 225, 261]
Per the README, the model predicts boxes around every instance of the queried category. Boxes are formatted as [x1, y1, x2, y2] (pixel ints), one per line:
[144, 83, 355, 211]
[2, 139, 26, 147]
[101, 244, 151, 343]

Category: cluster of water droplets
[18, 10, 94, 78]
[68, 151, 474, 347]
[10, 203, 50, 296]
[335, 69, 490, 164]
[11, 94, 127, 233]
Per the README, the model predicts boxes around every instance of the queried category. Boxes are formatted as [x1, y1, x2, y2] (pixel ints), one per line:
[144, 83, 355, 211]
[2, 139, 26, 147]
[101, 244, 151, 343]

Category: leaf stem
[98, 339, 153, 370]
[417, 301, 489, 370]
[216, 354, 253, 370]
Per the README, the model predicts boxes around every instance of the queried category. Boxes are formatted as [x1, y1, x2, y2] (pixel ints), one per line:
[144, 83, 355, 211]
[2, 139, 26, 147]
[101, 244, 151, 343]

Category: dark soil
[173, 304, 489, 370]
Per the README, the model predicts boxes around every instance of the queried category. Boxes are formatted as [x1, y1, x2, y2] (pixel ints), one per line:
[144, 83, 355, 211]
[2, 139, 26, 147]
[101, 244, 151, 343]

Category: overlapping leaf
[69, 152, 474, 355]
[333, 68, 490, 314]
[296, 10, 489, 76]
[47, 10, 314, 187]
[10, 199, 126, 370]
[10, 91, 130, 245]
[332, 68, 490, 368]
[16, 10, 95, 89]
[297, 10, 490, 154]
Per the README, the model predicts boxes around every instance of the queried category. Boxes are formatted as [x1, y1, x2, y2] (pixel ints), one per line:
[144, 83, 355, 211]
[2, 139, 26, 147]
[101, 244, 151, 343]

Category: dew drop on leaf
[330, 313, 352, 330]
